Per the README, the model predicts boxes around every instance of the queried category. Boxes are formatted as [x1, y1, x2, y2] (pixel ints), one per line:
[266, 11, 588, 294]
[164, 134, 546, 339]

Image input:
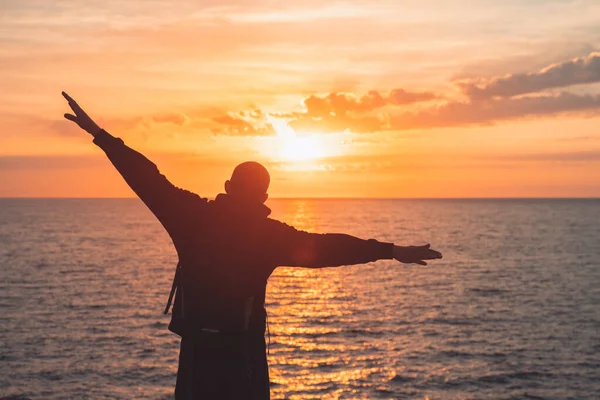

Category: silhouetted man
[62, 92, 442, 399]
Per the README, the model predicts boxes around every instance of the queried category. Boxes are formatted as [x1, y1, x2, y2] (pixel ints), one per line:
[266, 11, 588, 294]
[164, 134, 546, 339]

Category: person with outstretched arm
[62, 92, 442, 400]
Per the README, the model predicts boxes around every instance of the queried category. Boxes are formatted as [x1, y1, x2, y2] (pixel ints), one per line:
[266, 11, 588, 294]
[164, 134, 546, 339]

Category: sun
[258, 117, 348, 167]
[280, 135, 326, 161]
[270, 118, 326, 161]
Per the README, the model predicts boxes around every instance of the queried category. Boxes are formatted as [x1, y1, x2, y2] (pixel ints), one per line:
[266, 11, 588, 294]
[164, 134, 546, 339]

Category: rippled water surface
[1, 198, 599, 399]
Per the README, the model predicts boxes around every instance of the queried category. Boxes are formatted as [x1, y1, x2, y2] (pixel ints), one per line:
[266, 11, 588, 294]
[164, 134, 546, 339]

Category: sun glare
[270, 118, 326, 161]
[280, 135, 325, 161]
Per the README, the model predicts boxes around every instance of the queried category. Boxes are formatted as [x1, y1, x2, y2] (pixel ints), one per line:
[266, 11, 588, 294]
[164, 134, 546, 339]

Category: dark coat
[93, 130, 393, 399]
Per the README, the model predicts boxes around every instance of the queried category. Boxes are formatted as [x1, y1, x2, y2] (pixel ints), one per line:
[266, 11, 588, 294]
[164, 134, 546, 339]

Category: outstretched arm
[62, 92, 206, 238]
[273, 223, 442, 268]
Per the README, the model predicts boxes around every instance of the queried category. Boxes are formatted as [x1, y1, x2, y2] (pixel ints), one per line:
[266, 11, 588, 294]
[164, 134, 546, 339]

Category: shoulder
[264, 218, 298, 235]
[264, 219, 315, 243]
[176, 188, 209, 211]
[180, 188, 208, 202]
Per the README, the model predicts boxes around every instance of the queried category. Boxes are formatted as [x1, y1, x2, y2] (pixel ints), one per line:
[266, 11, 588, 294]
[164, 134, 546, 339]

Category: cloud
[484, 150, 600, 163]
[302, 89, 438, 117]
[288, 92, 600, 133]
[388, 92, 600, 130]
[458, 52, 600, 99]
[40, 52, 600, 138]
[0, 155, 107, 170]
[211, 110, 275, 136]
[284, 53, 600, 133]
[151, 113, 188, 126]
[388, 88, 438, 105]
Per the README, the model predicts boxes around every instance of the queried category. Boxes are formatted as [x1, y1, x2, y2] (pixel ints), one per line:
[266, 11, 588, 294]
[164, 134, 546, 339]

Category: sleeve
[93, 129, 207, 238]
[271, 221, 394, 268]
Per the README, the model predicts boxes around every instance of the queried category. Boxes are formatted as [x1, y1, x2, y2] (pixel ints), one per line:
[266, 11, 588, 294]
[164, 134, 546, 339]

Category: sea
[1, 198, 599, 400]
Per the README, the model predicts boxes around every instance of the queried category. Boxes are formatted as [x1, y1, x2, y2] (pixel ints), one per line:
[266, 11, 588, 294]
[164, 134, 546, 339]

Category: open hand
[393, 244, 442, 266]
[62, 91, 102, 136]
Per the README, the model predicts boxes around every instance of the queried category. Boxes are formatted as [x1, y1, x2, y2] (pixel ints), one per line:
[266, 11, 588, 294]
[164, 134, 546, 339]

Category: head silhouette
[225, 161, 270, 204]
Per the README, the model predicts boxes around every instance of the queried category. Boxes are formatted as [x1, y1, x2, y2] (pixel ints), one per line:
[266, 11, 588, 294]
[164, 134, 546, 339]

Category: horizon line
[1, 196, 599, 200]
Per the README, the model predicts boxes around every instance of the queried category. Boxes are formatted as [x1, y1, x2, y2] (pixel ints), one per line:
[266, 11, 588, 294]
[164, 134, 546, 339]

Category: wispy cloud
[0, 155, 107, 170]
[207, 52, 600, 135]
[302, 89, 438, 116]
[387, 92, 600, 131]
[457, 52, 600, 98]
[38, 53, 599, 139]
[211, 110, 275, 136]
[484, 150, 600, 163]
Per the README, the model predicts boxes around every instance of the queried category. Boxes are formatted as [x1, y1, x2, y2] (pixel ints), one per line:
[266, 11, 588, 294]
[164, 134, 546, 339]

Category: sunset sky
[1, 0, 600, 198]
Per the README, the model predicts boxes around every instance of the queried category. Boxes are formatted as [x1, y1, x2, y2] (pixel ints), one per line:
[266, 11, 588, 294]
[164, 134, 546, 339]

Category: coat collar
[213, 193, 272, 219]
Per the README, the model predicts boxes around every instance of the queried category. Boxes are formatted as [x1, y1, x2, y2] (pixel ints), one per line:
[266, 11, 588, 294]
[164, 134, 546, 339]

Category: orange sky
[1, 0, 600, 198]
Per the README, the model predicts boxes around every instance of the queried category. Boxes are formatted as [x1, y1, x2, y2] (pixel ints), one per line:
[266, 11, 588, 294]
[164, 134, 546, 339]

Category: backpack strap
[164, 261, 182, 315]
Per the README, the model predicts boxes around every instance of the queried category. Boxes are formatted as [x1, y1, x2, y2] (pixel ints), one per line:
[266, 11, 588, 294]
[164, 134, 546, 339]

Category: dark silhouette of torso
[169, 193, 278, 337]
[91, 130, 394, 399]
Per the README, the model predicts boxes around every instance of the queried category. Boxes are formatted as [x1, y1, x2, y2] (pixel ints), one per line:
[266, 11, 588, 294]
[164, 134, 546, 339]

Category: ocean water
[1, 198, 599, 400]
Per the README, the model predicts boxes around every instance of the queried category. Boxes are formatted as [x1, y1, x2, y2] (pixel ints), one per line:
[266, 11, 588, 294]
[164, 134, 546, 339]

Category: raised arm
[272, 222, 442, 268]
[62, 92, 206, 238]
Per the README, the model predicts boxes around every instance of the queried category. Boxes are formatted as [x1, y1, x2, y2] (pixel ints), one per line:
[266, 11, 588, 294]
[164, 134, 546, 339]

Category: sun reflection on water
[266, 199, 390, 398]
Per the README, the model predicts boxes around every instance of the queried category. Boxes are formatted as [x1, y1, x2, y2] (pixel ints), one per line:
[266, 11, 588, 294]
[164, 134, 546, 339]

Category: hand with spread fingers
[62, 91, 102, 137]
[393, 244, 442, 266]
